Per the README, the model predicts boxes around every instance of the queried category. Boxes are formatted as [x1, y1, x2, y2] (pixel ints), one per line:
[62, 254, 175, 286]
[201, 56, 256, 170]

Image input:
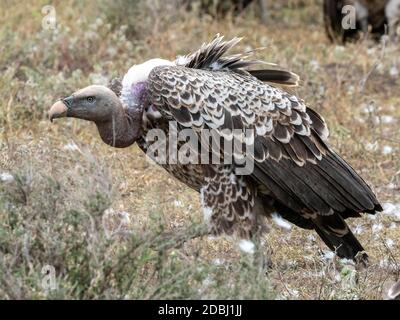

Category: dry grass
[0, 0, 399, 299]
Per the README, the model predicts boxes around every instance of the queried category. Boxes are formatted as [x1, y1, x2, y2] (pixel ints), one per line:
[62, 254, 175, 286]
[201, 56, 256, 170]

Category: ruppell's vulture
[49, 35, 382, 263]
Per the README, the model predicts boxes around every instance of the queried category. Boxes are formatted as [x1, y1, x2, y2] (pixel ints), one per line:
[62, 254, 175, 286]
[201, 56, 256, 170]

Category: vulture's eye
[87, 96, 95, 103]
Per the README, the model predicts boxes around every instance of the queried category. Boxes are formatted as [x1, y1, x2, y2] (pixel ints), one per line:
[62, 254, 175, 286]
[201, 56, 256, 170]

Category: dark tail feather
[314, 224, 368, 264]
[249, 69, 300, 86]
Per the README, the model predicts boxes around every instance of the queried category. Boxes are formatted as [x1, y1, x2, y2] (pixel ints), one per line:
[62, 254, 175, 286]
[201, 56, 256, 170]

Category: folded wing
[146, 65, 382, 221]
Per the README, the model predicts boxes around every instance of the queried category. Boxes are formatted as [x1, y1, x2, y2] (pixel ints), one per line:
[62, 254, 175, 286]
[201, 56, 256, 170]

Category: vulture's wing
[146, 65, 382, 221]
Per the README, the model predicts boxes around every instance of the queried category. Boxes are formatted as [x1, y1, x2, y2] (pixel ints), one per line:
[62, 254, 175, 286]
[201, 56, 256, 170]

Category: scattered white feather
[202, 276, 214, 287]
[307, 234, 316, 242]
[310, 59, 320, 71]
[106, 47, 117, 57]
[287, 260, 298, 268]
[380, 115, 395, 124]
[119, 211, 130, 224]
[339, 258, 355, 266]
[0, 172, 14, 183]
[382, 145, 393, 155]
[212, 258, 224, 266]
[389, 65, 399, 79]
[173, 200, 183, 208]
[104, 208, 130, 224]
[347, 85, 355, 94]
[367, 213, 377, 220]
[385, 239, 395, 249]
[202, 206, 212, 222]
[288, 288, 299, 298]
[318, 85, 325, 96]
[271, 213, 292, 231]
[334, 46, 345, 53]
[379, 258, 391, 269]
[382, 202, 400, 219]
[210, 61, 222, 70]
[238, 239, 255, 254]
[322, 251, 335, 261]
[365, 142, 378, 151]
[354, 225, 364, 235]
[387, 183, 397, 190]
[383, 202, 397, 213]
[361, 103, 376, 114]
[283, 234, 292, 242]
[175, 55, 190, 66]
[372, 223, 383, 234]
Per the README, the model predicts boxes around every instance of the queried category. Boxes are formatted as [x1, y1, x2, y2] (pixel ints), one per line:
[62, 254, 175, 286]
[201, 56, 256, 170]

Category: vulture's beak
[49, 96, 73, 122]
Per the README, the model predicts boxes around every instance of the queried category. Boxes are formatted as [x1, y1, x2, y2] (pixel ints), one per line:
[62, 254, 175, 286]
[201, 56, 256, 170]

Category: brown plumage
[49, 35, 382, 263]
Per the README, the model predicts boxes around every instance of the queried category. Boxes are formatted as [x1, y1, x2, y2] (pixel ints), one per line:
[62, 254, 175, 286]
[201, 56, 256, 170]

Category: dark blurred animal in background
[386, 0, 400, 36]
[323, 0, 400, 42]
[186, 0, 268, 24]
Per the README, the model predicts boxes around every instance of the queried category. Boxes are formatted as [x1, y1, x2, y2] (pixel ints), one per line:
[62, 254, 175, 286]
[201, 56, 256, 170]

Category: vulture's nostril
[62, 96, 74, 108]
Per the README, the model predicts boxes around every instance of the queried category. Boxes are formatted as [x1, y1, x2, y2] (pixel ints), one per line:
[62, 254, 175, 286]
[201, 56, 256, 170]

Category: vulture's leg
[200, 165, 261, 239]
[200, 164, 269, 272]
[250, 228, 273, 274]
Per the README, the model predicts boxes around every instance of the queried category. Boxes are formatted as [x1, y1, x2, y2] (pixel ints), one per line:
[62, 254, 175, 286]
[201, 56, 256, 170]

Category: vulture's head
[49, 85, 120, 123]
[49, 84, 143, 148]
